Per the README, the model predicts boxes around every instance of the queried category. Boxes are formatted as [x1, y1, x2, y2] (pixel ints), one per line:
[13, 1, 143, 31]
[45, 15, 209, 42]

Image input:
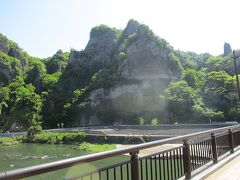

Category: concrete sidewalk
[116, 143, 181, 156]
[205, 154, 240, 180]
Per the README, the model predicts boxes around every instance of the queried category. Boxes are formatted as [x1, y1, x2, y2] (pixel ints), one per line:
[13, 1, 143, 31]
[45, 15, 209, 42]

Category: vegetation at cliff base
[0, 132, 86, 145]
[77, 142, 116, 153]
[29, 132, 86, 144]
[0, 136, 21, 146]
[0, 133, 116, 153]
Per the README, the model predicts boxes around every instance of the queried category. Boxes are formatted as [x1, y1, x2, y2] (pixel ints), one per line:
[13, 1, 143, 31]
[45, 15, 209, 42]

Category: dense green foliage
[42, 72, 61, 91]
[0, 132, 86, 145]
[0, 136, 21, 146]
[0, 52, 22, 85]
[28, 132, 86, 144]
[163, 66, 237, 123]
[0, 76, 43, 131]
[0, 52, 21, 72]
[0, 33, 68, 131]
[77, 142, 116, 152]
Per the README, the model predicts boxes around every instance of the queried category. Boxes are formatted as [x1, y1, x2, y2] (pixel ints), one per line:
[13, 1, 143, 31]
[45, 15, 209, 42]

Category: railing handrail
[1, 124, 240, 179]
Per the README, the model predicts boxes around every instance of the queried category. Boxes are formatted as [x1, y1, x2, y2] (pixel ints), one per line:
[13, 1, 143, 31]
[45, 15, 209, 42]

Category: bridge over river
[1, 124, 240, 179]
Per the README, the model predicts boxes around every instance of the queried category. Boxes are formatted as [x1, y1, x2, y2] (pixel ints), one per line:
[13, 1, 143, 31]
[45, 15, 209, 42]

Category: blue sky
[1, 0, 240, 58]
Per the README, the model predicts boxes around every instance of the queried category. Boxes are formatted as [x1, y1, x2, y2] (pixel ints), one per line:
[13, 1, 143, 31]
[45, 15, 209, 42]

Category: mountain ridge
[0, 19, 239, 131]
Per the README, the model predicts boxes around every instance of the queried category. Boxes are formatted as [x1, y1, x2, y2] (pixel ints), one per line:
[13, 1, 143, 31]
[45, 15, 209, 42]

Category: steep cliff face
[224, 42, 232, 56]
[84, 25, 121, 65]
[115, 20, 181, 79]
[59, 25, 121, 95]
[69, 25, 120, 66]
[0, 34, 9, 54]
[75, 79, 170, 126]
[64, 20, 183, 126]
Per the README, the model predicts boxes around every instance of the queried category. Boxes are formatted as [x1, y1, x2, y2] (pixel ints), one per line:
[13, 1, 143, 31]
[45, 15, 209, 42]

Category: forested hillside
[0, 20, 239, 132]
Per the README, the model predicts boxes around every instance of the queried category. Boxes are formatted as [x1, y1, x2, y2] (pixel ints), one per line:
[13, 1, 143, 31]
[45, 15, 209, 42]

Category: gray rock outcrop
[224, 42, 232, 56]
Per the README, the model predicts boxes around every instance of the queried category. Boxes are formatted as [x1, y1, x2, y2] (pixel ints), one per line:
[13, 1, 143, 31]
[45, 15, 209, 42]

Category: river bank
[0, 132, 116, 153]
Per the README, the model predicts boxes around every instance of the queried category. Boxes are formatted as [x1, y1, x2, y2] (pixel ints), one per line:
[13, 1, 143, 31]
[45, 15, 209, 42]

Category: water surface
[0, 144, 127, 179]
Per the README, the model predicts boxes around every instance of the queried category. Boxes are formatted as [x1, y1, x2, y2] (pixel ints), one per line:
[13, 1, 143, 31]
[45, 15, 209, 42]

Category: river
[0, 144, 128, 179]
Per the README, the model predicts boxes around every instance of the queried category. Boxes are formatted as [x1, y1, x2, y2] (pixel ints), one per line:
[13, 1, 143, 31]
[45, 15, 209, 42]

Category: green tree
[182, 69, 200, 88]
[204, 56, 225, 72]
[26, 61, 46, 92]
[0, 76, 43, 131]
[164, 80, 198, 122]
[200, 71, 235, 122]
[42, 72, 61, 92]
[202, 71, 234, 110]
[164, 79, 222, 123]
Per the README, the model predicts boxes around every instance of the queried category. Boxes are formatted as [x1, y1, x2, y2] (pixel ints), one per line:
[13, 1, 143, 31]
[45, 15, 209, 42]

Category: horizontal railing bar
[1, 124, 240, 179]
[189, 137, 211, 144]
[140, 145, 184, 159]
[215, 132, 229, 137]
[66, 160, 131, 180]
[232, 128, 240, 132]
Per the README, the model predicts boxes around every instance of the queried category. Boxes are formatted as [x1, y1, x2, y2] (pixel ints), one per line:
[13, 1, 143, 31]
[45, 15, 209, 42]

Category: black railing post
[130, 151, 139, 180]
[183, 140, 191, 180]
[228, 129, 234, 153]
[233, 50, 240, 101]
[211, 133, 218, 163]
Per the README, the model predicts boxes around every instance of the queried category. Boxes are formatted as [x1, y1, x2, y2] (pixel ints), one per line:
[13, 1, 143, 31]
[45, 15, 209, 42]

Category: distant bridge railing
[0, 124, 230, 137]
[1, 124, 240, 180]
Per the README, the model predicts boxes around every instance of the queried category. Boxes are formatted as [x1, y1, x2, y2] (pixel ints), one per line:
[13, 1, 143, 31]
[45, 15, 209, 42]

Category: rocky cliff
[224, 42, 232, 56]
[0, 20, 192, 127]
[115, 20, 181, 79]
[60, 20, 183, 126]
[1, 20, 239, 130]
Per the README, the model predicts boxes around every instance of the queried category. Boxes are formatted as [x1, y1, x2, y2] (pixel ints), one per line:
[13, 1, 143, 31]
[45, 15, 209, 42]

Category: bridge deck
[205, 154, 240, 180]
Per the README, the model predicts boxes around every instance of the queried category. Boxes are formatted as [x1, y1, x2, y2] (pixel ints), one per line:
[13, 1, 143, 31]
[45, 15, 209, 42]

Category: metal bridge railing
[1, 124, 240, 180]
